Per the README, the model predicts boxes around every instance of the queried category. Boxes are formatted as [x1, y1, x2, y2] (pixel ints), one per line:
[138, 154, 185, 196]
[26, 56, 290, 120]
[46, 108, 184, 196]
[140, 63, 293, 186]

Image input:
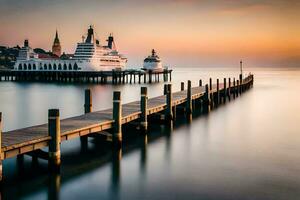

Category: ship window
[18, 64, 22, 70]
[44, 64, 47, 70]
[68, 64, 72, 70]
[53, 64, 57, 70]
[58, 64, 62, 70]
[33, 64, 36, 70]
[28, 64, 32, 70]
[74, 63, 78, 70]
[63, 64, 67, 70]
[49, 64, 52, 70]
[24, 64, 27, 70]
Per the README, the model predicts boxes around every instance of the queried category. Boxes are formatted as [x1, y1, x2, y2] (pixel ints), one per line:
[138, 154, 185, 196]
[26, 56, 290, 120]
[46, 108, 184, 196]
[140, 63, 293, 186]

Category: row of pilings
[0, 69, 172, 84]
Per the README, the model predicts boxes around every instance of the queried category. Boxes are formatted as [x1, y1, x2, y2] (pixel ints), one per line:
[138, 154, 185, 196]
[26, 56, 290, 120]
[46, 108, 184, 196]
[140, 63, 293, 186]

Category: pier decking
[0, 74, 254, 181]
[0, 69, 172, 84]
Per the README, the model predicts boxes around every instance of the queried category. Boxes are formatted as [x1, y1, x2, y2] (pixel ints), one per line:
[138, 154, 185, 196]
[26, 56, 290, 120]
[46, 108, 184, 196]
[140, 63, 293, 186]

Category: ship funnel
[107, 34, 114, 49]
[85, 25, 94, 43]
[24, 39, 29, 47]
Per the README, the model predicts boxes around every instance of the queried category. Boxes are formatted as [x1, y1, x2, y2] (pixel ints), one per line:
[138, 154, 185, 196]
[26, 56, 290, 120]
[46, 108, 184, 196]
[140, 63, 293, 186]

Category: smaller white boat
[143, 49, 163, 71]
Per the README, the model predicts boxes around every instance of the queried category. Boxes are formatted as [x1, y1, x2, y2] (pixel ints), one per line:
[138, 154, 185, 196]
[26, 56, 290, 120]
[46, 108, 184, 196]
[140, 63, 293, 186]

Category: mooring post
[165, 84, 173, 121]
[237, 80, 240, 96]
[48, 109, 61, 172]
[239, 74, 242, 94]
[181, 82, 184, 91]
[84, 89, 92, 114]
[81, 89, 92, 148]
[233, 78, 236, 98]
[199, 79, 202, 87]
[140, 87, 148, 131]
[0, 112, 2, 182]
[209, 78, 212, 91]
[216, 79, 220, 105]
[223, 78, 227, 103]
[228, 78, 231, 100]
[203, 84, 210, 113]
[113, 91, 122, 145]
[186, 80, 192, 115]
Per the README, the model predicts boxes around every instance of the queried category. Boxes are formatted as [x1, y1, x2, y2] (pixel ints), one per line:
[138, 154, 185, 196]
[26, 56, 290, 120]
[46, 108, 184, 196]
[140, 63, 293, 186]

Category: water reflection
[110, 146, 122, 200]
[48, 173, 61, 200]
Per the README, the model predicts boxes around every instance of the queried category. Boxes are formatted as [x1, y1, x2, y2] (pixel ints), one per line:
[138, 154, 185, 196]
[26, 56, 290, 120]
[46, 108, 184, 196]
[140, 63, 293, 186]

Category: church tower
[52, 30, 61, 57]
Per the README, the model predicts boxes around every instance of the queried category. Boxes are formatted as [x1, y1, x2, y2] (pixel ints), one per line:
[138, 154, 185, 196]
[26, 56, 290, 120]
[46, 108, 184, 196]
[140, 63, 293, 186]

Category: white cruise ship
[14, 26, 127, 72]
[143, 49, 163, 71]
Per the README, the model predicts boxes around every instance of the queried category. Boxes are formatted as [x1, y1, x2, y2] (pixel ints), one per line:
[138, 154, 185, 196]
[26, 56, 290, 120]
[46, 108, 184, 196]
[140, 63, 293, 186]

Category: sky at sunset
[0, 0, 299, 67]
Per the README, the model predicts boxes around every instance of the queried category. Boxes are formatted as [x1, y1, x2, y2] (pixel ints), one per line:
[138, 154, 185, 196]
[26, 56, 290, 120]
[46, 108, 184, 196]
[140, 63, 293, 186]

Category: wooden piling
[186, 80, 192, 114]
[165, 84, 173, 121]
[48, 109, 61, 171]
[140, 87, 148, 131]
[203, 84, 210, 113]
[216, 79, 220, 105]
[181, 82, 184, 91]
[239, 74, 242, 94]
[113, 91, 122, 145]
[233, 78, 236, 98]
[228, 78, 231, 100]
[199, 79, 202, 87]
[0, 112, 2, 181]
[223, 78, 227, 103]
[84, 89, 92, 114]
[237, 80, 240, 96]
[81, 89, 92, 147]
[209, 78, 212, 91]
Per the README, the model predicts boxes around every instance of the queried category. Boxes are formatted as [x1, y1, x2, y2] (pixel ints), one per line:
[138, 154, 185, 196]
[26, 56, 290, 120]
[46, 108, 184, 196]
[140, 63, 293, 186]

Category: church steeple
[52, 29, 61, 57]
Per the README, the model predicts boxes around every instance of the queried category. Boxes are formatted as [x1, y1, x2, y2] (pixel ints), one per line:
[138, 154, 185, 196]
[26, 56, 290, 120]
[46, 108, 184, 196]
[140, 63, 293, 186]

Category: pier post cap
[48, 109, 60, 117]
[85, 88, 91, 94]
[141, 87, 147, 95]
[113, 91, 121, 100]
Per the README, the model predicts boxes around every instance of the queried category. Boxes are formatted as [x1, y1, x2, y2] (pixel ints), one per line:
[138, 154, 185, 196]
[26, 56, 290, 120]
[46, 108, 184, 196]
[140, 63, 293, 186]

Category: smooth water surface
[0, 67, 300, 200]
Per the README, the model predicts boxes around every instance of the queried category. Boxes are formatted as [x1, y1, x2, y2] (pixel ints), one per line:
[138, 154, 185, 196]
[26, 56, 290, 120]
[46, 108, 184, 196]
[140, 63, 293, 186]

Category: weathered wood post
[181, 82, 184, 91]
[239, 74, 242, 94]
[140, 87, 148, 131]
[203, 84, 210, 113]
[237, 80, 240, 97]
[209, 78, 212, 91]
[216, 79, 220, 105]
[164, 84, 168, 95]
[186, 80, 192, 115]
[81, 89, 92, 148]
[84, 89, 92, 114]
[165, 84, 173, 121]
[233, 78, 236, 98]
[223, 78, 227, 103]
[113, 91, 122, 145]
[228, 78, 231, 100]
[0, 112, 2, 181]
[199, 79, 202, 87]
[48, 109, 61, 171]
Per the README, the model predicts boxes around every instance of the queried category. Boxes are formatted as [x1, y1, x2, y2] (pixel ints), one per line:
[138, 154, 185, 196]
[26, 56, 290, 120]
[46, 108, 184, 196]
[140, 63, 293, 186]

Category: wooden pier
[0, 69, 172, 84]
[0, 74, 254, 182]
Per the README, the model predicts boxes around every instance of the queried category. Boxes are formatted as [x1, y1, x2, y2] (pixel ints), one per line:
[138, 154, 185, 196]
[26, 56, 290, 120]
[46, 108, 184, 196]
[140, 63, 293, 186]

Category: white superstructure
[14, 26, 127, 71]
[143, 49, 163, 71]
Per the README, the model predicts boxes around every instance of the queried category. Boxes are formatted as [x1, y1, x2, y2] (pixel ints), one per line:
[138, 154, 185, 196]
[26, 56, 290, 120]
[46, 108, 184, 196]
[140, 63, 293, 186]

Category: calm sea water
[1, 67, 300, 200]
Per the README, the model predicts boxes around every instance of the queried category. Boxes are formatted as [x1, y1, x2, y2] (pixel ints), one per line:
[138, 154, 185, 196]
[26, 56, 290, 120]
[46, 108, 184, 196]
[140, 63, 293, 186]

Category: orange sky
[0, 0, 299, 67]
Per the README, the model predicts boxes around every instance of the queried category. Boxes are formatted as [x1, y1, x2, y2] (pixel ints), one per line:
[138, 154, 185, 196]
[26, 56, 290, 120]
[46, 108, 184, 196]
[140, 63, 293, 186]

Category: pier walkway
[0, 74, 254, 181]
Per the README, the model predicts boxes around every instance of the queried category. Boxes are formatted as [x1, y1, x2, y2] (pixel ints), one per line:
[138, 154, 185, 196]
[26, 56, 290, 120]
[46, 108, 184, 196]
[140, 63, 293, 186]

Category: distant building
[52, 30, 61, 57]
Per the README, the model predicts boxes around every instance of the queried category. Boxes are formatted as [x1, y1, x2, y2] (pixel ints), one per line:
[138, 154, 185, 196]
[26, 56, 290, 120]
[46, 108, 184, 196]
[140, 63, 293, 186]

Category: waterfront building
[52, 30, 61, 57]
[14, 26, 127, 71]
